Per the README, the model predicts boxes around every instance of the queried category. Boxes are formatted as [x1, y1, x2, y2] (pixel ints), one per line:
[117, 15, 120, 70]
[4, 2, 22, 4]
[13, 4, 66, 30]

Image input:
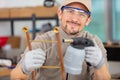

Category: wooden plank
[0, 6, 58, 18]
[7, 36, 21, 48]
[10, 6, 58, 18]
[0, 8, 10, 18]
[33, 6, 58, 17]
[10, 7, 33, 18]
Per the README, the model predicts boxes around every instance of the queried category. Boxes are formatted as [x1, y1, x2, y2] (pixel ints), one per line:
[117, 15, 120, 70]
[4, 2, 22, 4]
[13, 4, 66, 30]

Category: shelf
[105, 45, 120, 61]
[0, 6, 58, 18]
[0, 14, 59, 39]
[0, 16, 58, 21]
[0, 6, 59, 38]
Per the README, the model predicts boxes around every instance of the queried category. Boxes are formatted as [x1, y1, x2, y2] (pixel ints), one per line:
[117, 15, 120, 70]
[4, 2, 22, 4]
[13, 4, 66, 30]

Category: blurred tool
[63, 37, 94, 75]
[0, 59, 12, 67]
[41, 22, 53, 33]
[63, 37, 94, 49]
[44, 0, 55, 7]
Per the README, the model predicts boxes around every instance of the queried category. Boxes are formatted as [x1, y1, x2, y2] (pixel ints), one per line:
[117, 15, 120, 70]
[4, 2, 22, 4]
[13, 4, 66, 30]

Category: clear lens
[61, 6, 91, 18]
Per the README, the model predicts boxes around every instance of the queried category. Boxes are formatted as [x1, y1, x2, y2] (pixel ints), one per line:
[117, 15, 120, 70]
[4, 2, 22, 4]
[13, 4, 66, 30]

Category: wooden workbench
[0, 67, 11, 77]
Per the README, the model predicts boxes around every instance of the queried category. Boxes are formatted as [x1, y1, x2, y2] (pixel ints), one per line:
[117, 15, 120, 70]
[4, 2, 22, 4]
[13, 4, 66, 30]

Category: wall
[0, 0, 59, 51]
[0, 0, 44, 8]
[108, 61, 120, 75]
[0, 1, 59, 65]
[0, 0, 62, 8]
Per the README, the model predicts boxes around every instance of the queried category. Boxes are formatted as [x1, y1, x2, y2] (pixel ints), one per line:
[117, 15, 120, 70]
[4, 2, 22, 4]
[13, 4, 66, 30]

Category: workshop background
[0, 0, 120, 80]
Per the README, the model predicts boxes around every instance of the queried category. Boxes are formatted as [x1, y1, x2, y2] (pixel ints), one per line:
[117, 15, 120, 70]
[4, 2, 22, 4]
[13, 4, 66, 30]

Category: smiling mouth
[67, 21, 80, 27]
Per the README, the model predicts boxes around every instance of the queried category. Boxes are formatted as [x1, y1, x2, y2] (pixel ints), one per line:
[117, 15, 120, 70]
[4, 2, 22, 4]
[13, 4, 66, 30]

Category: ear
[57, 9, 63, 20]
[85, 16, 92, 26]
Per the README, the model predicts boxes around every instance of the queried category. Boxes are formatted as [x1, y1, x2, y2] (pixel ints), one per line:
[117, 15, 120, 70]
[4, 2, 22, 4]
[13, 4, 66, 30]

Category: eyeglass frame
[61, 6, 91, 17]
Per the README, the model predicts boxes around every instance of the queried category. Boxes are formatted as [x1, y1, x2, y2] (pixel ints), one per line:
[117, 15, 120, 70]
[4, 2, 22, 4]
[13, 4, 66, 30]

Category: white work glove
[22, 49, 46, 74]
[64, 45, 85, 74]
[85, 40, 104, 69]
[0, 59, 12, 67]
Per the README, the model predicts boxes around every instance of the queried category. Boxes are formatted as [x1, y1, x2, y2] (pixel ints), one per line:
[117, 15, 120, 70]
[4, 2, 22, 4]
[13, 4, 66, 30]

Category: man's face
[58, 2, 91, 35]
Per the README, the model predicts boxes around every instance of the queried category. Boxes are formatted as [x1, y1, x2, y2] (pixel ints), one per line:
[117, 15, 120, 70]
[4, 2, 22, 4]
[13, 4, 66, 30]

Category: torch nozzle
[63, 37, 94, 48]
[62, 39, 74, 43]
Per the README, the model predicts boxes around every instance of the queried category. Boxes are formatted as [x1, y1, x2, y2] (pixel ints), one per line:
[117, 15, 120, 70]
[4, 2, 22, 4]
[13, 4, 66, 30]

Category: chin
[69, 31, 79, 35]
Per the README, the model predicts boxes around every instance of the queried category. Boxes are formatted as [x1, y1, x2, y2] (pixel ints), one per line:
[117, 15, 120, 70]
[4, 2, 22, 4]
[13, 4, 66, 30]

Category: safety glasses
[61, 6, 91, 18]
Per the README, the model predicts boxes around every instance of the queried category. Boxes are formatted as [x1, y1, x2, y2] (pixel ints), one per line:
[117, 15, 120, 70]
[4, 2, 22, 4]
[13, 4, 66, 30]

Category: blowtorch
[63, 37, 94, 75]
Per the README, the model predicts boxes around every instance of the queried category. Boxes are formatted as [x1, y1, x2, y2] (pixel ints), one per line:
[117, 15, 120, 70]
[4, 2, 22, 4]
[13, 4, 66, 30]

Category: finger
[85, 56, 95, 65]
[85, 58, 93, 64]
[85, 53, 94, 58]
[33, 64, 43, 68]
[85, 51, 96, 55]
[33, 59, 45, 64]
[85, 47, 96, 51]
[33, 51, 46, 57]
[33, 55, 45, 60]
[92, 39, 98, 48]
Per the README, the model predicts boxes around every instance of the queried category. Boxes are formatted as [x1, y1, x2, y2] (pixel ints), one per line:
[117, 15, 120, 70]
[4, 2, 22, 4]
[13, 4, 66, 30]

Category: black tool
[63, 37, 94, 72]
[63, 37, 94, 49]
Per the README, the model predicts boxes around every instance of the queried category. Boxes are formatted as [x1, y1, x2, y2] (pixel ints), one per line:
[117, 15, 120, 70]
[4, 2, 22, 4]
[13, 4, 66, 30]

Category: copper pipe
[31, 40, 57, 43]
[23, 26, 36, 80]
[23, 26, 66, 80]
[40, 66, 61, 69]
[53, 27, 66, 80]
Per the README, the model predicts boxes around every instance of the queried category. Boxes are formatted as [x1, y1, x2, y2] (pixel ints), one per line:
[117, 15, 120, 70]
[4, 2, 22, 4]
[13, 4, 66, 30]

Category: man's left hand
[85, 40, 104, 69]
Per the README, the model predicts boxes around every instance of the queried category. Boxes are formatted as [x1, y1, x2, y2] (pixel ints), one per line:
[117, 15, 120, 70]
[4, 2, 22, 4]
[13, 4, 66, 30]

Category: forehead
[66, 2, 89, 12]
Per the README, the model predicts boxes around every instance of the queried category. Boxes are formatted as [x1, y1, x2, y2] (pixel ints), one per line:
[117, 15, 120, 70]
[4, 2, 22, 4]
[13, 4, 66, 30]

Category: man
[11, 0, 111, 80]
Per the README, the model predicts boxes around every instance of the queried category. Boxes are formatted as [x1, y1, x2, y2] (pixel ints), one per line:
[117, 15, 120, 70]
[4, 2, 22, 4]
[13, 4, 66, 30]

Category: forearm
[93, 63, 111, 80]
[10, 64, 29, 80]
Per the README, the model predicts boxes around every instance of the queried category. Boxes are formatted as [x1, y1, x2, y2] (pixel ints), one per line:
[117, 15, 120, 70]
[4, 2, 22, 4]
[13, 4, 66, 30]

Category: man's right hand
[22, 49, 46, 74]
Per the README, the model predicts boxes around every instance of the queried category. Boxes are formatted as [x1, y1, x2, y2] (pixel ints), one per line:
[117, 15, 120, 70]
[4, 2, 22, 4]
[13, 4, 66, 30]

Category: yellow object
[63, 39, 74, 43]
[53, 27, 59, 33]
[41, 66, 61, 69]
[22, 26, 28, 32]
[32, 40, 57, 43]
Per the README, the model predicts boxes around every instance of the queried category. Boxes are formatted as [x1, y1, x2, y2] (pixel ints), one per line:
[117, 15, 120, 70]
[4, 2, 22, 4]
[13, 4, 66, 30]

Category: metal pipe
[53, 27, 66, 80]
[23, 26, 66, 80]
[23, 26, 36, 80]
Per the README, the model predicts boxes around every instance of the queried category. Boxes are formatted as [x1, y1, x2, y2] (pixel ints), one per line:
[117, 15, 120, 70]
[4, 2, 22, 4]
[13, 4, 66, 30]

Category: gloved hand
[22, 49, 46, 74]
[64, 45, 85, 74]
[85, 40, 104, 69]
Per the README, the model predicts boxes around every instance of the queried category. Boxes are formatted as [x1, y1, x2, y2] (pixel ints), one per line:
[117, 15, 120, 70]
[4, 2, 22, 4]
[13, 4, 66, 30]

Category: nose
[71, 13, 80, 22]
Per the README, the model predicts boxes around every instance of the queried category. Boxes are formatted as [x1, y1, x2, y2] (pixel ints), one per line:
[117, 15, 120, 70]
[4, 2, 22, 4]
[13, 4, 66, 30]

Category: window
[84, 0, 106, 42]
[112, 0, 120, 41]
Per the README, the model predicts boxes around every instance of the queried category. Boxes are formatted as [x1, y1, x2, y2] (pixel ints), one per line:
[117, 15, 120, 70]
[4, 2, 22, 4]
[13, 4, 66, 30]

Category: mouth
[67, 21, 80, 28]
[64, 21, 81, 35]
